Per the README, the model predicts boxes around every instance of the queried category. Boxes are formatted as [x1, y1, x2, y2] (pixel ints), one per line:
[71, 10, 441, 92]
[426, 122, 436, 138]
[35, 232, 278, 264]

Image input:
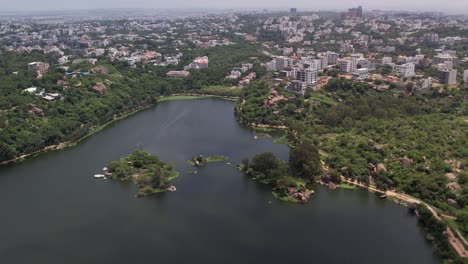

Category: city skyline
[0, 0, 468, 14]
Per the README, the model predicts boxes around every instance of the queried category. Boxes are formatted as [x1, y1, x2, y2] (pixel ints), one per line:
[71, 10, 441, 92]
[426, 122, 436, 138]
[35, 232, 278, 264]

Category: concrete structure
[166, 70, 190, 78]
[339, 58, 357, 73]
[463, 70, 468, 84]
[382, 57, 392, 65]
[433, 53, 457, 69]
[424, 33, 439, 43]
[353, 68, 369, 81]
[327, 51, 339, 65]
[439, 69, 457, 85]
[28, 62, 50, 77]
[347, 6, 363, 18]
[414, 77, 433, 95]
[395, 63, 415, 77]
[286, 80, 307, 95]
[297, 68, 317, 86]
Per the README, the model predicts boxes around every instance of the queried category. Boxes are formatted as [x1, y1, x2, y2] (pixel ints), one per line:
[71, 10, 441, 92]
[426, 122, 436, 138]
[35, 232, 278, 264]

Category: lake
[0, 98, 440, 264]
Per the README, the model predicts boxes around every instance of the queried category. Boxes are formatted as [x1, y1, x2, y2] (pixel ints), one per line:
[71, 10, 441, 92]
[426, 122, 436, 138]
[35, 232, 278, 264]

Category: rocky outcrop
[93, 82, 107, 95]
[288, 185, 315, 203]
[400, 156, 413, 167]
[368, 162, 387, 175]
[376, 163, 387, 173]
[57, 79, 70, 89]
[263, 89, 286, 108]
[91, 65, 109, 75]
[27, 103, 45, 117]
[447, 198, 460, 208]
[445, 173, 457, 181]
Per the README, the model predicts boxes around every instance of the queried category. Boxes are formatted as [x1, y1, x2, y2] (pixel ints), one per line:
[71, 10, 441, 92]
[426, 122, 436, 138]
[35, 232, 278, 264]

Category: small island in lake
[188, 154, 229, 167]
[106, 150, 179, 197]
[238, 142, 321, 203]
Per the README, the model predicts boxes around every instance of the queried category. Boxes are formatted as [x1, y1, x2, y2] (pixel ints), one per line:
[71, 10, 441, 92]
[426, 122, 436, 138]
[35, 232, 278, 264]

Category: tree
[289, 142, 322, 180]
[252, 152, 279, 176]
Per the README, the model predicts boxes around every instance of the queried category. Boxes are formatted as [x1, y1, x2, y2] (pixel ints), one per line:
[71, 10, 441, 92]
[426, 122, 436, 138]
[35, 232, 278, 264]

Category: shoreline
[330, 177, 467, 258]
[0, 94, 236, 166]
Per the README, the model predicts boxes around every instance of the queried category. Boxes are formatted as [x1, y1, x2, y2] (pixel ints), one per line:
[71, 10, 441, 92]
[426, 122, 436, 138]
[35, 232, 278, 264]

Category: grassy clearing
[158, 95, 210, 102]
[274, 135, 290, 145]
[195, 85, 244, 97]
[206, 154, 230, 163]
[308, 93, 337, 105]
[339, 183, 358, 190]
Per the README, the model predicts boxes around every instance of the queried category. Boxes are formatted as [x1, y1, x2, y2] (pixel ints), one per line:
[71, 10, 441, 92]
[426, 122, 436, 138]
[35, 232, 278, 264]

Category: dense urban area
[0, 6, 467, 263]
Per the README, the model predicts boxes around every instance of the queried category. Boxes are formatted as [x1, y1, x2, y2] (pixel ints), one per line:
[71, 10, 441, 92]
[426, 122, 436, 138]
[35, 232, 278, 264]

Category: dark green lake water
[0, 98, 440, 264]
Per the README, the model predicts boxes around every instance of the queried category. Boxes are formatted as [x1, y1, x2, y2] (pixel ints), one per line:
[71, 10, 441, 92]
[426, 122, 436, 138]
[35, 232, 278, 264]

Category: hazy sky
[1, 0, 468, 13]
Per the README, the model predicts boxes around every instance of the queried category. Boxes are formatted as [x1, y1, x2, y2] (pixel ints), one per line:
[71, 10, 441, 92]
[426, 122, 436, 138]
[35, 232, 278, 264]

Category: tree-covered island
[239, 142, 321, 203]
[106, 150, 179, 197]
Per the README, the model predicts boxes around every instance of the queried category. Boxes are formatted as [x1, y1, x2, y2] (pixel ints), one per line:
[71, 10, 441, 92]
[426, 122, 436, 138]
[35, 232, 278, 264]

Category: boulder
[445, 173, 457, 181]
[447, 198, 459, 208]
[27, 103, 45, 117]
[400, 156, 413, 167]
[376, 163, 387, 173]
[93, 82, 107, 95]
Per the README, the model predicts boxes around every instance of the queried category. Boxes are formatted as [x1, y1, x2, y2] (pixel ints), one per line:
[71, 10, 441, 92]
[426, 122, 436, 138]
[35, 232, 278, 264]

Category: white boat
[94, 174, 106, 179]
[102, 167, 108, 171]
[254, 136, 258, 139]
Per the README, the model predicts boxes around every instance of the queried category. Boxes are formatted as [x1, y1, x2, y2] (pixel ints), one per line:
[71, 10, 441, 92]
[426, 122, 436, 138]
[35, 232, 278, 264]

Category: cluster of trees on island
[107, 150, 179, 196]
[239, 141, 321, 203]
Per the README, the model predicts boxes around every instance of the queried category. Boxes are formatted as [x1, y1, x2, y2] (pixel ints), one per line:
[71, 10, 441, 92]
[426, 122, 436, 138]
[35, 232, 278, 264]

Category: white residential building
[395, 63, 415, 77]
[339, 58, 357, 73]
[297, 68, 318, 86]
[382, 57, 392, 65]
[439, 69, 457, 85]
[353, 68, 369, 80]
[463, 70, 468, 84]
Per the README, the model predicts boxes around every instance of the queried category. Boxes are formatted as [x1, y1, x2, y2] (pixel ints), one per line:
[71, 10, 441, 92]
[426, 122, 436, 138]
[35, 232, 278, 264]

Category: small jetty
[380, 194, 388, 199]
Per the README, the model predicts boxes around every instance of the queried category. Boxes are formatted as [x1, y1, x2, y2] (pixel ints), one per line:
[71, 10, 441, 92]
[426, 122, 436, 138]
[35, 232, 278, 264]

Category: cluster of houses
[22, 87, 62, 102]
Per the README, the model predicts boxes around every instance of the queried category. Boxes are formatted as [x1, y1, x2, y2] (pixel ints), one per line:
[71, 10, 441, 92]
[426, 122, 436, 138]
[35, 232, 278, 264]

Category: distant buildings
[414, 77, 433, 95]
[439, 69, 457, 85]
[433, 53, 457, 69]
[464, 70, 468, 84]
[286, 80, 307, 95]
[290, 8, 297, 14]
[297, 68, 318, 86]
[339, 58, 357, 73]
[347, 6, 363, 18]
[184, 56, 209, 70]
[28, 62, 49, 78]
[353, 68, 369, 81]
[424, 33, 439, 43]
[395, 63, 415, 77]
[382, 57, 392, 65]
[166, 70, 190, 78]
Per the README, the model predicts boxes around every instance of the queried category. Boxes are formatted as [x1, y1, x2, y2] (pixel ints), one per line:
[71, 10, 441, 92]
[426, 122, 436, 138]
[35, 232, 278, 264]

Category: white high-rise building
[439, 69, 457, 85]
[339, 58, 357, 73]
[382, 57, 392, 65]
[297, 68, 317, 86]
[395, 63, 415, 77]
[463, 70, 468, 84]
